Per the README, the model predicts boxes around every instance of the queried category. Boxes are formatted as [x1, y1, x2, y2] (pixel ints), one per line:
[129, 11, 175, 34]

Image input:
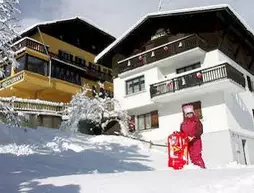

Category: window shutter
[193, 101, 202, 119]
[129, 115, 135, 132]
[151, 111, 159, 128]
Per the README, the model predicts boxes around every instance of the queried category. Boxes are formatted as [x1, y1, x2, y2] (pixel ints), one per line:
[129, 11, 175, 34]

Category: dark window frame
[58, 50, 74, 63]
[75, 56, 86, 66]
[26, 55, 49, 76]
[15, 54, 27, 73]
[51, 59, 82, 85]
[126, 75, 145, 95]
[137, 110, 159, 131]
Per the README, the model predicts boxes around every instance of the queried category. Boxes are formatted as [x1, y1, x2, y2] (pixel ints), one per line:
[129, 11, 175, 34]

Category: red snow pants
[188, 138, 205, 168]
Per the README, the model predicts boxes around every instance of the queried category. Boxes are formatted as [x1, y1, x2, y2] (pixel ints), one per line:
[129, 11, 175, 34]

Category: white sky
[19, 0, 254, 38]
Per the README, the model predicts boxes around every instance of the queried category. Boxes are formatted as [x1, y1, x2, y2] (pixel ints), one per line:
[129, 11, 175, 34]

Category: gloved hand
[188, 136, 195, 142]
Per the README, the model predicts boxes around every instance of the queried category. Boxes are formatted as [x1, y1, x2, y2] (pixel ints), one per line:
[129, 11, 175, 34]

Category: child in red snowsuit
[180, 105, 206, 168]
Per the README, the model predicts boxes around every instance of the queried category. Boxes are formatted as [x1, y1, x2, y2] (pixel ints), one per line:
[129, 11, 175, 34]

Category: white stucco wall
[139, 91, 228, 143]
[224, 92, 254, 133]
[202, 130, 233, 167]
[113, 68, 158, 111]
[202, 50, 221, 68]
[158, 91, 228, 136]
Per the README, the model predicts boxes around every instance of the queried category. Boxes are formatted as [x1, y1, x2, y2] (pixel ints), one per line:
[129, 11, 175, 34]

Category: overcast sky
[18, 0, 254, 38]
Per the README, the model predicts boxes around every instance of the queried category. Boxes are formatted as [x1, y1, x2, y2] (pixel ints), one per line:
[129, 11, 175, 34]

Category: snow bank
[1, 124, 254, 193]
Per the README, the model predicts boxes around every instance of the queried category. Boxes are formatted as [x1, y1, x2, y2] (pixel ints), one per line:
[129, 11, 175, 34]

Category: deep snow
[0, 124, 254, 193]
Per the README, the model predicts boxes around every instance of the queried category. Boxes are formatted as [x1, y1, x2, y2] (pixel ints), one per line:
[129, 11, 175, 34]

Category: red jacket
[180, 116, 203, 138]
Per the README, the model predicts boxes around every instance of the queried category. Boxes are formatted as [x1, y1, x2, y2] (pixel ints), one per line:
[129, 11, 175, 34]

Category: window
[1, 64, 12, 79]
[15, 55, 27, 72]
[59, 50, 73, 62]
[138, 115, 145, 130]
[137, 111, 159, 131]
[126, 75, 145, 95]
[176, 62, 201, 74]
[51, 59, 81, 85]
[26, 55, 48, 76]
[182, 101, 202, 119]
[75, 56, 86, 66]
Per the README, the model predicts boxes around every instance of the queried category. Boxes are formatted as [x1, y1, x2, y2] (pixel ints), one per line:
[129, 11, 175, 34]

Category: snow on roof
[19, 16, 114, 39]
[95, 4, 254, 63]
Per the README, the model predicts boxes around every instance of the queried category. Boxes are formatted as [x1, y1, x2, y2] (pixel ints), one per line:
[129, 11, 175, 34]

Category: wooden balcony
[150, 63, 246, 101]
[0, 97, 66, 116]
[50, 54, 113, 83]
[0, 70, 82, 103]
[11, 37, 49, 55]
[118, 34, 208, 74]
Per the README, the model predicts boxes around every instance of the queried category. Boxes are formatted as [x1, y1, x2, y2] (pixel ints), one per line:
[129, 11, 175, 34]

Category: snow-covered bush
[0, 101, 21, 127]
[60, 85, 130, 135]
[0, 0, 20, 77]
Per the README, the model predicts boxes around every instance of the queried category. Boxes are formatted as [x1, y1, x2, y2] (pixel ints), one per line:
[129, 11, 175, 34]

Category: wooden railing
[118, 34, 208, 73]
[12, 37, 49, 55]
[0, 97, 66, 116]
[150, 63, 246, 98]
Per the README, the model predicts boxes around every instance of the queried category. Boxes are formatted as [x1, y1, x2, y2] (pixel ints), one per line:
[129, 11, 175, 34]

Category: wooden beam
[218, 25, 231, 49]
[234, 36, 243, 60]
[248, 57, 254, 70]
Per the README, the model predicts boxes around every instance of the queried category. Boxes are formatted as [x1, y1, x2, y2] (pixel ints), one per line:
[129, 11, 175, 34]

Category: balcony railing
[50, 53, 113, 83]
[0, 97, 66, 116]
[12, 37, 49, 55]
[150, 63, 246, 98]
[118, 34, 208, 73]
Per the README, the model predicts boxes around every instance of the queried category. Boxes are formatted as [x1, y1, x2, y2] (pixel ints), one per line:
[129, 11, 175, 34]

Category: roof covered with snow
[95, 4, 254, 63]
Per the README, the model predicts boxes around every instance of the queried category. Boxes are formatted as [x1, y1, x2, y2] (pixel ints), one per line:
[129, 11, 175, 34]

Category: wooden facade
[97, 7, 254, 77]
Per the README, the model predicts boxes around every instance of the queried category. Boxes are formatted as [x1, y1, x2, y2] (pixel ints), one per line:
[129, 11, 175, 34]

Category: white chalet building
[95, 5, 254, 167]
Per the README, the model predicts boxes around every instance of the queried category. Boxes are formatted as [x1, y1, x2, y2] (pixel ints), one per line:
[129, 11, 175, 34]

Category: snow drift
[0, 125, 254, 193]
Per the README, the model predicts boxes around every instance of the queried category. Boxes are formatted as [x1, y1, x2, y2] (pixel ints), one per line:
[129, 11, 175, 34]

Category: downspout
[37, 26, 51, 84]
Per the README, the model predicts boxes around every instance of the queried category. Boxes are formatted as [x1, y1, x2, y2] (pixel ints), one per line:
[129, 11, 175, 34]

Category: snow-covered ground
[0, 124, 254, 193]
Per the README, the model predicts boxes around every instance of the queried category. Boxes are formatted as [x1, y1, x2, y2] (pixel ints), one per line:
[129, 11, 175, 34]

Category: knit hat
[183, 105, 194, 115]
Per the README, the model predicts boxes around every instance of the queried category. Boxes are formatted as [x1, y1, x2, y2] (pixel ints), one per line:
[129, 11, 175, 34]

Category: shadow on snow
[0, 139, 153, 193]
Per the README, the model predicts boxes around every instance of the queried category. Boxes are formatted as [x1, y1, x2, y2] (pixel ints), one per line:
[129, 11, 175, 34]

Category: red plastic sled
[168, 131, 189, 170]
